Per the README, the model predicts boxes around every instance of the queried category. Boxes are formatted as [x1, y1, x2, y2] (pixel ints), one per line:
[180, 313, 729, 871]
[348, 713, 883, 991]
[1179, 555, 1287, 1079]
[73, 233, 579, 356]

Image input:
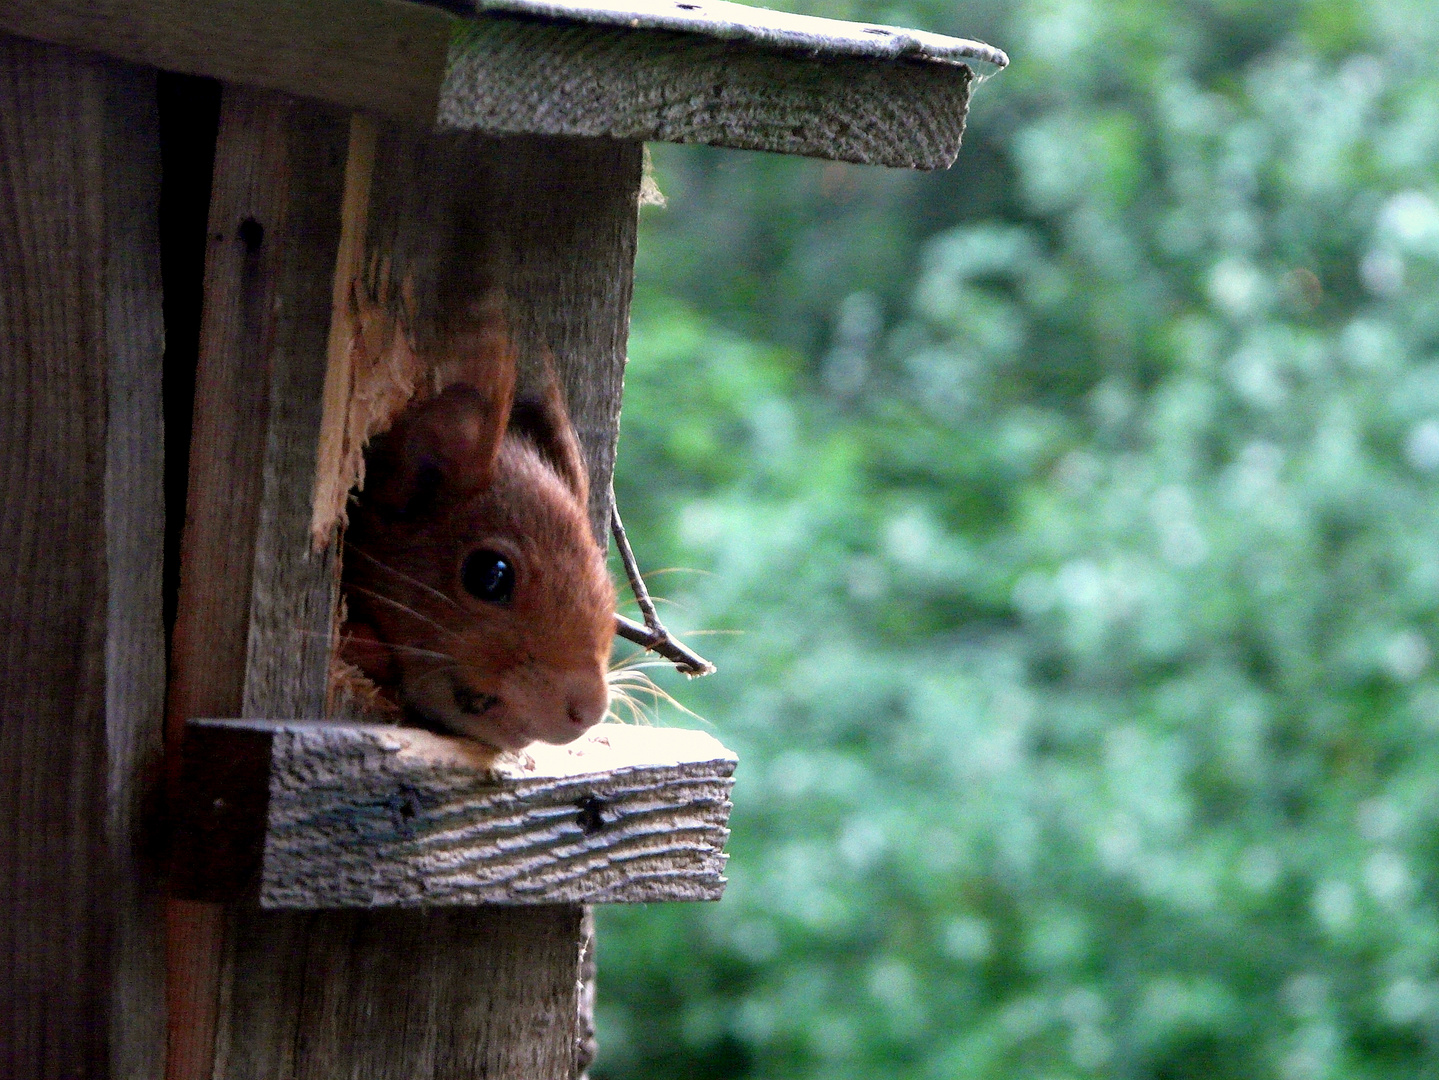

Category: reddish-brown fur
[340, 312, 616, 751]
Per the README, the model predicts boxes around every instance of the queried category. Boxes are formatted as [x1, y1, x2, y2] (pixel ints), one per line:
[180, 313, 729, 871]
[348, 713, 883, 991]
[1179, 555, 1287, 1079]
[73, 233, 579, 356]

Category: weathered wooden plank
[239, 104, 349, 720]
[317, 124, 642, 1080]
[172, 722, 735, 907]
[312, 125, 643, 1079]
[0, 0, 450, 126]
[0, 34, 166, 1080]
[164, 82, 353, 1080]
[102, 55, 169, 1080]
[163, 83, 326, 1080]
[213, 906, 586, 1080]
[0, 0, 1000, 169]
[440, 19, 975, 169]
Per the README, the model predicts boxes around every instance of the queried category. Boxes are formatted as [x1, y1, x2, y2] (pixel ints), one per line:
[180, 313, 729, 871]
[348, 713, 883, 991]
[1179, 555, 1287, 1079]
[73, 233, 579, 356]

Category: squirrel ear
[508, 366, 590, 506]
[364, 383, 511, 517]
[362, 296, 518, 517]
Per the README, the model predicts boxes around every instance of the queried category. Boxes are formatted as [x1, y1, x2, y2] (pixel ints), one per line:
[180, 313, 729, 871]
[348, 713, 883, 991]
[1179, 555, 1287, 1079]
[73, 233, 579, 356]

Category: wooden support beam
[0, 34, 167, 1080]
[0, 0, 992, 169]
[163, 82, 351, 1080]
[172, 722, 735, 907]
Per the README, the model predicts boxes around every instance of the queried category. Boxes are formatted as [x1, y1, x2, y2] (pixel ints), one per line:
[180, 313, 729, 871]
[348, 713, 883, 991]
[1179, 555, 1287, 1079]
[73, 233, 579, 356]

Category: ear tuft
[362, 384, 510, 517]
[360, 295, 518, 517]
[508, 370, 590, 505]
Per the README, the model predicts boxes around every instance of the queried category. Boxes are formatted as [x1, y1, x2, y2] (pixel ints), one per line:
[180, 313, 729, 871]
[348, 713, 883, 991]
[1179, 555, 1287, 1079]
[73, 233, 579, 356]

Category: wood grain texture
[0, 34, 166, 1080]
[163, 85, 286, 1080]
[166, 86, 292, 771]
[0, 0, 450, 126]
[0, 0, 984, 169]
[213, 906, 586, 1080]
[172, 722, 735, 907]
[359, 129, 641, 537]
[163, 84, 349, 1080]
[239, 105, 348, 721]
[310, 114, 381, 548]
[440, 18, 975, 169]
[102, 54, 170, 1080]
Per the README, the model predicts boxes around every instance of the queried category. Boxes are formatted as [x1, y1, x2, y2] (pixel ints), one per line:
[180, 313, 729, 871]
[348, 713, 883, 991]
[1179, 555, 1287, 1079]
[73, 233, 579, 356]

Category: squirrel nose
[565, 671, 610, 731]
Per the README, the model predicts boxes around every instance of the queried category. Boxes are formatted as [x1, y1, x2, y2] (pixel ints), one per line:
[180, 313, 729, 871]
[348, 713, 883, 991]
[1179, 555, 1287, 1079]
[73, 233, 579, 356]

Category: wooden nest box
[0, 1, 1005, 1077]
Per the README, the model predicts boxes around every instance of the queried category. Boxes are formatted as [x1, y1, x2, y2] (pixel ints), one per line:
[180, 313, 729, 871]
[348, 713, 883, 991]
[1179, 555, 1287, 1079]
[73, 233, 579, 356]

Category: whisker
[607, 651, 677, 672]
[618, 594, 686, 612]
[605, 681, 650, 721]
[290, 627, 461, 664]
[605, 689, 655, 726]
[604, 666, 707, 725]
[344, 544, 464, 613]
[343, 583, 465, 644]
[335, 630, 460, 664]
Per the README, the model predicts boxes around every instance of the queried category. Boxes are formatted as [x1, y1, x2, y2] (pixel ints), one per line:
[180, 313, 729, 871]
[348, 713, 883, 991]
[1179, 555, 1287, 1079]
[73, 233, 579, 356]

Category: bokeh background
[596, 1, 1439, 1076]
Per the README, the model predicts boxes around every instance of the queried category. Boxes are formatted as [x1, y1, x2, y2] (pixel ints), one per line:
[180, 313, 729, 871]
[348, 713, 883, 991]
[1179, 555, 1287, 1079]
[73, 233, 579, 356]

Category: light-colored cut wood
[310, 114, 386, 550]
[174, 722, 737, 908]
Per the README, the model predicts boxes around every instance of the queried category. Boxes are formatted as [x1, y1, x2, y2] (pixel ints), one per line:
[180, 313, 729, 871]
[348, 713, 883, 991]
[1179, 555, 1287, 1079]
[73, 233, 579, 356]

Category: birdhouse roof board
[2, 0, 1005, 169]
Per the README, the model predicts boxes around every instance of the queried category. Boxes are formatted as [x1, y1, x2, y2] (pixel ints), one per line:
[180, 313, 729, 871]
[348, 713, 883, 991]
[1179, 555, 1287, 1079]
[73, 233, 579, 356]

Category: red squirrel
[338, 309, 617, 751]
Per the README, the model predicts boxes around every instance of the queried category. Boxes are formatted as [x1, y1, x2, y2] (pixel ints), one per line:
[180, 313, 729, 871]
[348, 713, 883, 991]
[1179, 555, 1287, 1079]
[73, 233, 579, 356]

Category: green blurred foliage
[597, 1, 1439, 1077]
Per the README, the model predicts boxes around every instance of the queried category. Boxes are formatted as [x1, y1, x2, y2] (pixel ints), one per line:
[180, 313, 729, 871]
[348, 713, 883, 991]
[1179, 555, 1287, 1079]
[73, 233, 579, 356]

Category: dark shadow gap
[157, 71, 222, 652]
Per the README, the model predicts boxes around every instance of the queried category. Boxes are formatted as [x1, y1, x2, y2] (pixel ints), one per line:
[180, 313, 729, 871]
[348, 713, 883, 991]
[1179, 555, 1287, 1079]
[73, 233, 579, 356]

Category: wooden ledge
[170, 720, 736, 908]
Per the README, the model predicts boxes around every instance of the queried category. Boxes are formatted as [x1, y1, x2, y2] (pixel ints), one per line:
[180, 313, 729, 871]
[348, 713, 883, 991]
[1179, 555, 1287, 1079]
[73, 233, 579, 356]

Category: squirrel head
[341, 313, 616, 750]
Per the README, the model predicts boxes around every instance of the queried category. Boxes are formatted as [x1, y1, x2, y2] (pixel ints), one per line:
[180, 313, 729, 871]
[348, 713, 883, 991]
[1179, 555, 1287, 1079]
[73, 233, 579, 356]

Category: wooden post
[0, 34, 167, 1080]
[163, 82, 350, 1080]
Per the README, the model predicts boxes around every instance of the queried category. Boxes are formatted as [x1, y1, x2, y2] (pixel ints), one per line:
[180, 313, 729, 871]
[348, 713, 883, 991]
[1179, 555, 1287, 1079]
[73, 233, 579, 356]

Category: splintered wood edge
[171, 721, 737, 908]
[2, 0, 977, 168]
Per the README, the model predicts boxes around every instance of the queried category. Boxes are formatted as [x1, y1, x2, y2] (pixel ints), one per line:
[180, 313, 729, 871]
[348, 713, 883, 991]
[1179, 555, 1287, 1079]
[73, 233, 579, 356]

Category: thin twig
[611, 491, 716, 677]
[615, 614, 716, 677]
[611, 499, 662, 629]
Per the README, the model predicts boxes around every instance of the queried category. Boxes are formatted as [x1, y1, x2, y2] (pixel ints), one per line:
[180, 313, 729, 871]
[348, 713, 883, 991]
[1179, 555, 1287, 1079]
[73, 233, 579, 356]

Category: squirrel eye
[461, 549, 515, 603]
